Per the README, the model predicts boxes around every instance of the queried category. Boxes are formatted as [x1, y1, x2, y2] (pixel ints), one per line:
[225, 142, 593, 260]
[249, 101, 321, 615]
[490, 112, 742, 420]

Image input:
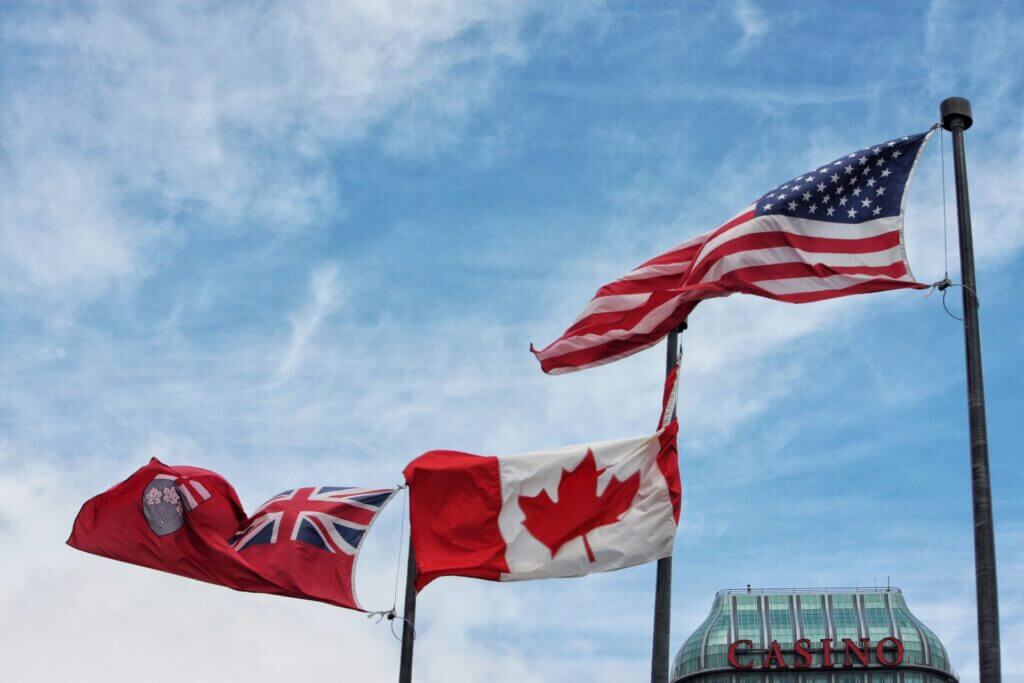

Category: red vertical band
[403, 450, 509, 590]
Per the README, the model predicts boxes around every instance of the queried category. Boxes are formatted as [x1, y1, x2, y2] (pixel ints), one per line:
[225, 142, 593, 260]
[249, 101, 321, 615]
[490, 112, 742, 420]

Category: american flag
[531, 129, 936, 374]
[231, 486, 394, 554]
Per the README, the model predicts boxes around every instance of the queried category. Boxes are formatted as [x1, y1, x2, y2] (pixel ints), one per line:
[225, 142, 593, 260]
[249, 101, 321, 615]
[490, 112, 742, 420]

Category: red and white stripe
[532, 205, 925, 374]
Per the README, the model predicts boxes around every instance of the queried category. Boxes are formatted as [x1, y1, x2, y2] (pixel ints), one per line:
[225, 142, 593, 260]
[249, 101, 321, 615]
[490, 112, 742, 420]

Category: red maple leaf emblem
[518, 449, 640, 563]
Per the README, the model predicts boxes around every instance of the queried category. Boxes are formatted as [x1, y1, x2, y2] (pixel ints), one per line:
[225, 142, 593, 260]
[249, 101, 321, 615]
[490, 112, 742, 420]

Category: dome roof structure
[672, 588, 957, 683]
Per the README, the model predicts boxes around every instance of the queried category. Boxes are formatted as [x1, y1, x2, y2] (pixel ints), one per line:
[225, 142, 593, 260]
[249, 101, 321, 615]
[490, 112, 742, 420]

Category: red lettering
[842, 638, 872, 668]
[876, 637, 905, 667]
[821, 639, 834, 668]
[762, 640, 788, 669]
[728, 640, 753, 669]
[793, 638, 813, 669]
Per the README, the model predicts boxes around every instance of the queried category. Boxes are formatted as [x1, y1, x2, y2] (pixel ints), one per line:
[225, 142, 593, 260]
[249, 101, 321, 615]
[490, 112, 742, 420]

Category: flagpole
[651, 322, 684, 683]
[940, 96, 1001, 683]
[398, 540, 417, 683]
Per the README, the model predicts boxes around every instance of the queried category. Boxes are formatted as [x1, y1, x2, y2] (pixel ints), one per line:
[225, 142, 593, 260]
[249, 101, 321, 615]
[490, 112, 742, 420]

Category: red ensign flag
[69, 458, 395, 611]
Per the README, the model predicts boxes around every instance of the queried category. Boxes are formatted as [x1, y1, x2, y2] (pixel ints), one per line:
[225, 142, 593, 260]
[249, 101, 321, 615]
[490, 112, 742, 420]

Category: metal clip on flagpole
[940, 96, 1001, 683]
[651, 320, 686, 683]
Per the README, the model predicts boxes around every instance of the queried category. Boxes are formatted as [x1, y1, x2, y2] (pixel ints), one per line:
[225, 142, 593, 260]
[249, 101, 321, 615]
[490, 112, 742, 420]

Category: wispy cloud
[0, 1, 550, 302]
[731, 0, 768, 55]
[276, 264, 343, 382]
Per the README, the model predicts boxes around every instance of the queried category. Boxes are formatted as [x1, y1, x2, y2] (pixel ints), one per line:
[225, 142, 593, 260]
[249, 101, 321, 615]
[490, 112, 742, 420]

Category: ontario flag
[68, 458, 396, 611]
[404, 363, 682, 589]
[531, 129, 936, 373]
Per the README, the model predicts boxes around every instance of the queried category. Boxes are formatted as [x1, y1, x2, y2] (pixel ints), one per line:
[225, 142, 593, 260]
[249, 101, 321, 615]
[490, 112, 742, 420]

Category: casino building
[671, 588, 957, 683]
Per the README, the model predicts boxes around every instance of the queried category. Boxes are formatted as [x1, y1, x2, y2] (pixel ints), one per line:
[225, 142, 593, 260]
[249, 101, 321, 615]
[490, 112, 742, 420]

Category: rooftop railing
[716, 586, 902, 596]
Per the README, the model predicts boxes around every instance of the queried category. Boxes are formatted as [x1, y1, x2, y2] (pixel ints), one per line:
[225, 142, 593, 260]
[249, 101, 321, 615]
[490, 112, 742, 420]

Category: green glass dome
[672, 588, 957, 683]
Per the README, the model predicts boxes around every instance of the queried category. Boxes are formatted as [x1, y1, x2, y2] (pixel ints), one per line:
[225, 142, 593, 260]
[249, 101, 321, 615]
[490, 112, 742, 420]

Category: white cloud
[0, 1, 552, 300]
[0, 153, 139, 295]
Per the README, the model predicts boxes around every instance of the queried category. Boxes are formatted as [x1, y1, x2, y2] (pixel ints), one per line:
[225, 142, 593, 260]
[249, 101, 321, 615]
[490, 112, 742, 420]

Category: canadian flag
[404, 364, 681, 589]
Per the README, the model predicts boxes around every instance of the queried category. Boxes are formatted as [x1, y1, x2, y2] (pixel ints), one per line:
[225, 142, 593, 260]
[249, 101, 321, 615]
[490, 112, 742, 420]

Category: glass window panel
[800, 595, 827, 643]
[863, 594, 892, 642]
[831, 595, 859, 641]
[892, 607, 924, 665]
[768, 595, 794, 648]
[706, 607, 732, 669]
[736, 595, 763, 648]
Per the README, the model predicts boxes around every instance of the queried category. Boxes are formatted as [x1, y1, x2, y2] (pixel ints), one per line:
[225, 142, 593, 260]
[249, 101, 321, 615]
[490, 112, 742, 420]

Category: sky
[1, 1, 1022, 681]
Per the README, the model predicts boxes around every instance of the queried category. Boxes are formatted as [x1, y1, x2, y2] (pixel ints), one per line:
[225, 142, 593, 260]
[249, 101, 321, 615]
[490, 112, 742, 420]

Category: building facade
[672, 588, 957, 683]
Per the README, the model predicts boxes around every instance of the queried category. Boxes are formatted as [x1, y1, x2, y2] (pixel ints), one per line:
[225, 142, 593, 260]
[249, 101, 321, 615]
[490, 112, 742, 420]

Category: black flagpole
[941, 96, 1001, 683]
[398, 540, 417, 683]
[651, 322, 684, 683]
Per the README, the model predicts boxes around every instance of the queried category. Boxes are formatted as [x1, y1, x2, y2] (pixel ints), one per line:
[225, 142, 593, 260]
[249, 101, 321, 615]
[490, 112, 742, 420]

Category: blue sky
[1, 1, 1022, 681]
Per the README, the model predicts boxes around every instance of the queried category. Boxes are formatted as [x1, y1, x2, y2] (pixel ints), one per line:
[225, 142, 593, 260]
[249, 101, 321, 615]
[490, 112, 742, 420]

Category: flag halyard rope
[367, 483, 411, 643]
[925, 125, 980, 322]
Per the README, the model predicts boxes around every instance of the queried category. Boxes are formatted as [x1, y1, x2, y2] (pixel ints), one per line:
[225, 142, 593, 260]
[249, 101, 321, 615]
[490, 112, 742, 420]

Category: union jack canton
[231, 486, 395, 555]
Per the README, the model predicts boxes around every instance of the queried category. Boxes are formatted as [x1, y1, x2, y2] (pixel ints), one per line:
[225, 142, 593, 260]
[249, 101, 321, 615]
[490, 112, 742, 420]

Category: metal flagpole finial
[941, 97, 973, 131]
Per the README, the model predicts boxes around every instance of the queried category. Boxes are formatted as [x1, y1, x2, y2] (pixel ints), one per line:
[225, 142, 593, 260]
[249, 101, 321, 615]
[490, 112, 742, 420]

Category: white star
[827, 206, 835, 216]
[833, 161, 843, 166]
[872, 147, 881, 154]
[788, 200, 798, 211]
[809, 204, 818, 213]
[848, 153, 857, 158]
[858, 155, 868, 165]
[881, 169, 892, 177]
[861, 198, 872, 208]
[872, 206, 883, 215]
[836, 186, 845, 195]
[876, 186, 886, 196]
[763, 203, 773, 211]
[866, 178, 877, 187]
[823, 194, 831, 203]
[848, 208, 858, 218]
[876, 158, 885, 167]
[817, 183, 825, 192]
[844, 164, 854, 174]
[886, 141, 896, 147]
[839, 196, 848, 206]
[780, 185, 789, 190]
[849, 178, 858, 187]
[803, 191, 812, 201]
[892, 150, 903, 158]
[852, 187, 862, 196]
[831, 174, 839, 183]
[819, 168, 829, 175]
